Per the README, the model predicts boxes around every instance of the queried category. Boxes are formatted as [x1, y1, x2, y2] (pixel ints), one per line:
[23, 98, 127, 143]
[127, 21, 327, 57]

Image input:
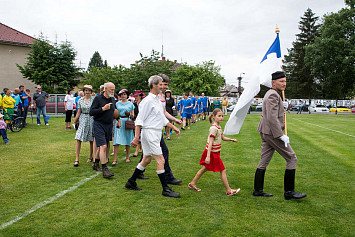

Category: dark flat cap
[272, 71, 286, 80]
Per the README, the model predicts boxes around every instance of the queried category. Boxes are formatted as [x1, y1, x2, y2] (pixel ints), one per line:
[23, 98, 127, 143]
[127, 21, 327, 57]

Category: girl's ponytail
[209, 114, 213, 124]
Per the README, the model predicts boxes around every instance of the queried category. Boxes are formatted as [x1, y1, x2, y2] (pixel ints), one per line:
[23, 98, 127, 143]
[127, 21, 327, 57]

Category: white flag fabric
[224, 34, 282, 135]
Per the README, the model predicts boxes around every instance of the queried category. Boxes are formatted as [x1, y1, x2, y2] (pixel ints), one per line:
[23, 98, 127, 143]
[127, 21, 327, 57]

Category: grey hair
[100, 85, 105, 91]
[148, 75, 162, 89]
[103, 82, 114, 90]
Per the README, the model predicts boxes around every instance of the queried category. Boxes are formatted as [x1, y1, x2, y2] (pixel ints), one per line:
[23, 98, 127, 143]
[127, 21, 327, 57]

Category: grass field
[0, 113, 354, 236]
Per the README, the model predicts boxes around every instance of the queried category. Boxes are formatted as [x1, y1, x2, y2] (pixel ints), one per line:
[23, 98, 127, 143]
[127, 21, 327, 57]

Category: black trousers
[139, 135, 175, 181]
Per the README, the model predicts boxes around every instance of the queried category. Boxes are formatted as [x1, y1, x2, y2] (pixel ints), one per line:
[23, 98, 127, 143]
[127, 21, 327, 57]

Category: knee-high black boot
[253, 168, 273, 197]
[284, 169, 307, 200]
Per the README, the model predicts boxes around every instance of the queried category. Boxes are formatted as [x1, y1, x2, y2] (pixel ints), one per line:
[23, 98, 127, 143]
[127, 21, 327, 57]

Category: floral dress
[75, 97, 94, 142]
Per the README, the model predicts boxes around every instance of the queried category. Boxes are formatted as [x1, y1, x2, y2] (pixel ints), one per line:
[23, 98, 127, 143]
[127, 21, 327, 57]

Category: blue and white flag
[224, 32, 282, 135]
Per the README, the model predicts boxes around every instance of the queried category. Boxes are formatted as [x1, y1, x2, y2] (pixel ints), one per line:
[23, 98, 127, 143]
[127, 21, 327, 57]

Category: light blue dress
[113, 101, 135, 146]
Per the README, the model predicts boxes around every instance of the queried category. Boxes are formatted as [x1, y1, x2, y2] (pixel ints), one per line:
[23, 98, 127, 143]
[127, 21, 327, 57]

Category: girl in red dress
[188, 108, 240, 196]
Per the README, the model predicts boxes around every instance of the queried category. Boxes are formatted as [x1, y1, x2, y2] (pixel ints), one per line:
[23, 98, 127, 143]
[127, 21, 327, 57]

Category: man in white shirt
[126, 75, 181, 198]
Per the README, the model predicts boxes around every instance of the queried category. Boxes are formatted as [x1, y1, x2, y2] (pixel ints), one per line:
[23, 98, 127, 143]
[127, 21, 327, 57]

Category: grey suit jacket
[257, 88, 285, 138]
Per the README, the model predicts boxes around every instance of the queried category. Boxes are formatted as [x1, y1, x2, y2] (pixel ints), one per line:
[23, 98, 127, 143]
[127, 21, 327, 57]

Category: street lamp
[237, 73, 245, 95]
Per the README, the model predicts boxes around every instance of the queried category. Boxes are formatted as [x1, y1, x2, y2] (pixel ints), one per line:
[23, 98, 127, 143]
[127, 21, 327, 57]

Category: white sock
[156, 169, 165, 174]
[137, 164, 145, 171]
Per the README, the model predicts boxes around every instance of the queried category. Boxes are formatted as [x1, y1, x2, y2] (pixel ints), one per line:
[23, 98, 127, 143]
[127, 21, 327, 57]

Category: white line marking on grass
[0, 153, 135, 230]
[0, 172, 100, 230]
[292, 118, 355, 138]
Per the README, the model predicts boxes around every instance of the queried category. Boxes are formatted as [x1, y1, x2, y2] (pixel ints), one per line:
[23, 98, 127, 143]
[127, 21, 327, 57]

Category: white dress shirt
[135, 93, 169, 130]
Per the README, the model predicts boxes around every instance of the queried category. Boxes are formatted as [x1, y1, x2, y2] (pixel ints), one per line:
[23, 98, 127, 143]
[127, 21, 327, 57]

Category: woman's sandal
[86, 158, 93, 163]
[226, 188, 240, 196]
[111, 161, 117, 166]
[188, 183, 201, 191]
[73, 161, 79, 167]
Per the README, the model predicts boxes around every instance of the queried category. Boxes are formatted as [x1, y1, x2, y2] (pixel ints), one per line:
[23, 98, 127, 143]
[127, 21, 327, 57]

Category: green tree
[283, 8, 321, 99]
[17, 35, 80, 93]
[305, 3, 355, 102]
[82, 65, 124, 92]
[88, 51, 104, 71]
[170, 61, 225, 96]
[122, 50, 175, 92]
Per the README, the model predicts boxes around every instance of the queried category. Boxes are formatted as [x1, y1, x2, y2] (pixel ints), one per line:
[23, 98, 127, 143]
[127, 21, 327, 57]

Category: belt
[119, 115, 129, 118]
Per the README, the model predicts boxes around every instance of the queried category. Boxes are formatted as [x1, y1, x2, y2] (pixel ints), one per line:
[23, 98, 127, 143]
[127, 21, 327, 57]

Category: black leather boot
[253, 168, 273, 197]
[284, 169, 307, 200]
[158, 172, 180, 198]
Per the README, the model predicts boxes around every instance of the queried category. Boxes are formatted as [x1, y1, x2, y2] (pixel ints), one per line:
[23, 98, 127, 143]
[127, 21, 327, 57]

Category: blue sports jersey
[197, 98, 202, 112]
[178, 99, 183, 112]
[202, 96, 208, 108]
[182, 98, 193, 114]
[190, 97, 197, 110]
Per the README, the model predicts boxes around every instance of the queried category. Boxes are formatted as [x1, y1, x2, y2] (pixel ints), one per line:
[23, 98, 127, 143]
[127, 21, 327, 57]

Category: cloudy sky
[1, 0, 345, 85]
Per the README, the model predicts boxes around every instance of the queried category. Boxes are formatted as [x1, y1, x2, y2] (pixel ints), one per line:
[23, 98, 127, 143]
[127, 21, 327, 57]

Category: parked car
[329, 106, 351, 113]
[351, 107, 355, 113]
[46, 95, 66, 113]
[310, 105, 329, 113]
[255, 102, 263, 111]
[290, 104, 309, 112]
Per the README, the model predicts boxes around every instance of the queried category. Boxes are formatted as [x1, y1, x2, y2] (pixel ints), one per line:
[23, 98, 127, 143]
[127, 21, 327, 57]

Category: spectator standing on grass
[297, 100, 303, 114]
[73, 85, 95, 167]
[19, 85, 31, 125]
[11, 88, 21, 115]
[214, 97, 221, 109]
[125, 75, 181, 198]
[0, 113, 9, 144]
[188, 108, 240, 196]
[112, 89, 135, 165]
[253, 71, 307, 200]
[222, 96, 228, 115]
[64, 88, 75, 129]
[2, 89, 16, 121]
[33, 85, 49, 126]
[90, 82, 116, 178]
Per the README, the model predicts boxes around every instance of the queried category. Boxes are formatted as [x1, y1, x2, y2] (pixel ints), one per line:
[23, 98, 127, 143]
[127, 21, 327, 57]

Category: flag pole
[282, 90, 287, 136]
[275, 24, 287, 136]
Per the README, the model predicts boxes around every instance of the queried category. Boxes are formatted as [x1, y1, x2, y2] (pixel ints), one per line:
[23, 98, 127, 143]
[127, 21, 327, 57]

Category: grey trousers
[257, 133, 297, 170]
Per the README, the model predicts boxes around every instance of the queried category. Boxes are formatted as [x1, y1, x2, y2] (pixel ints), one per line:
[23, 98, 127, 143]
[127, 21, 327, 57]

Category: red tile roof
[0, 22, 36, 46]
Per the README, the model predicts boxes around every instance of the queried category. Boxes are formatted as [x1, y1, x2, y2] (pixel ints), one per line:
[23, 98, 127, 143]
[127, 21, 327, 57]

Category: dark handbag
[125, 119, 135, 130]
[172, 109, 177, 117]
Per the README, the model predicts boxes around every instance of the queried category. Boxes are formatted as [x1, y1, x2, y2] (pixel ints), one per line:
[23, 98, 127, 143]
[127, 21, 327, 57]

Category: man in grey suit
[253, 71, 307, 200]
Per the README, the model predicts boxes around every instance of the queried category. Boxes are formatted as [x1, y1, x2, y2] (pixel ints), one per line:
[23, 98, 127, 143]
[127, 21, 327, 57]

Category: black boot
[125, 178, 142, 191]
[158, 172, 180, 198]
[253, 168, 273, 197]
[284, 169, 307, 200]
[125, 168, 144, 190]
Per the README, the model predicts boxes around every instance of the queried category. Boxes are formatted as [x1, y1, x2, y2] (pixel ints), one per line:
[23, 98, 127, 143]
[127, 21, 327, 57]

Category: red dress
[199, 125, 225, 172]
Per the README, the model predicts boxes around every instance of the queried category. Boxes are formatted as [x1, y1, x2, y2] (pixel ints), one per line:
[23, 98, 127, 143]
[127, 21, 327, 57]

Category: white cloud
[0, 0, 345, 86]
